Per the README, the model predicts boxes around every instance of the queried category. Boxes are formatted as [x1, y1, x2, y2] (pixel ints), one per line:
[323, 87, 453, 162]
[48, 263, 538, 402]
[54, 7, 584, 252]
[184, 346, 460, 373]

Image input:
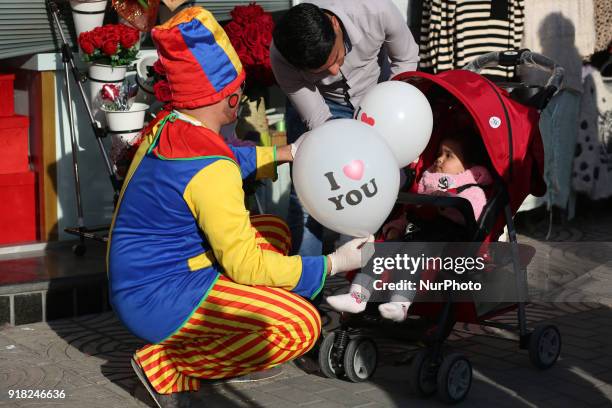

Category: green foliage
[82, 45, 139, 67]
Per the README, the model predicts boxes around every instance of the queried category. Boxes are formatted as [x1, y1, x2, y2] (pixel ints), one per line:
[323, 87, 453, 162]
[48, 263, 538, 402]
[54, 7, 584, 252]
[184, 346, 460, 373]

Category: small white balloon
[355, 81, 433, 167]
[293, 119, 400, 237]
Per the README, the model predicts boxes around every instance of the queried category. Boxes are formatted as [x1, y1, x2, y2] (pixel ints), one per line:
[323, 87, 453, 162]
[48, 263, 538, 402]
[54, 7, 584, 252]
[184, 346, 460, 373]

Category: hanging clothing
[520, 0, 596, 92]
[538, 89, 581, 211]
[520, 0, 598, 213]
[593, 0, 612, 53]
[573, 66, 612, 200]
[418, 0, 525, 78]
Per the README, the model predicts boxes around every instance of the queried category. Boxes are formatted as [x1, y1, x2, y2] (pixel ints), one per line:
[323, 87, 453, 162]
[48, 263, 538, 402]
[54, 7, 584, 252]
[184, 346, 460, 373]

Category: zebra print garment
[419, 0, 525, 79]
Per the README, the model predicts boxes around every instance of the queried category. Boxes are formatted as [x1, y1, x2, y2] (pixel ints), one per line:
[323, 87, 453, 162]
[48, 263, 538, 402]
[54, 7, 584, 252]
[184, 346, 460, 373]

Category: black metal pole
[61, 44, 85, 242]
[47, 0, 121, 196]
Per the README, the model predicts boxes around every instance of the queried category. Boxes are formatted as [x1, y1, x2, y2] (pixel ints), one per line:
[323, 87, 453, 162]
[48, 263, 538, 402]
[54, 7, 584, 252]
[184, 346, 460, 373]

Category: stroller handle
[463, 49, 565, 108]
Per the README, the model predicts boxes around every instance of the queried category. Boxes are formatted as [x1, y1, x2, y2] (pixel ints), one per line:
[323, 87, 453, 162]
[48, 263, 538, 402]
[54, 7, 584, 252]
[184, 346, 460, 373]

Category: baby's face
[430, 139, 466, 175]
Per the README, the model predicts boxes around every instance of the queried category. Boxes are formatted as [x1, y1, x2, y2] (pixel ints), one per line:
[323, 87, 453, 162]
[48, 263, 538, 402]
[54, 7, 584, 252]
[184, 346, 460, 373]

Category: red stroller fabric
[393, 70, 546, 240]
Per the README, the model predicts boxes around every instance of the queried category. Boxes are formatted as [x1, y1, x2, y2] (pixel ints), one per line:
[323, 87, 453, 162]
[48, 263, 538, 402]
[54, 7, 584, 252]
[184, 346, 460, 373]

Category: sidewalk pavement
[1, 207, 612, 407]
[1, 302, 611, 408]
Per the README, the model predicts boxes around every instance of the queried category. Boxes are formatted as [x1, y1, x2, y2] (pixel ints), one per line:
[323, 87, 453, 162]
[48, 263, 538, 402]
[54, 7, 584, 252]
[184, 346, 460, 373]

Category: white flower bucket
[102, 103, 149, 133]
[70, 0, 108, 39]
[88, 63, 127, 124]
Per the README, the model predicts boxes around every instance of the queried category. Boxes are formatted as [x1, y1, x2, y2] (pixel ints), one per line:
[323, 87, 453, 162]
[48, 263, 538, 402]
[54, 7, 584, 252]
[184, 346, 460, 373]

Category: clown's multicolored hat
[152, 7, 245, 108]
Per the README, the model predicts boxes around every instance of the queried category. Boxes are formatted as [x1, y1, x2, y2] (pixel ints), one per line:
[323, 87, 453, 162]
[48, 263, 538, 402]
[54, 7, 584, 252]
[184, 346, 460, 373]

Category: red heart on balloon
[360, 112, 375, 126]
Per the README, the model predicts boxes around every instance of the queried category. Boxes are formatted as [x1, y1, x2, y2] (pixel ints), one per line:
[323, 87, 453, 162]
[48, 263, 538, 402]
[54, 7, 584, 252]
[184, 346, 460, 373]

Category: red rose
[230, 3, 264, 25]
[231, 37, 246, 56]
[106, 25, 121, 37]
[251, 44, 266, 64]
[242, 4, 264, 20]
[224, 21, 243, 40]
[104, 30, 121, 43]
[79, 36, 95, 55]
[102, 40, 118, 56]
[240, 48, 255, 67]
[120, 24, 139, 40]
[230, 6, 246, 25]
[152, 59, 166, 76]
[259, 29, 272, 48]
[118, 24, 132, 34]
[92, 26, 104, 38]
[153, 80, 172, 102]
[121, 31, 140, 49]
[243, 23, 261, 49]
[92, 35, 104, 49]
[90, 29, 104, 49]
[259, 14, 274, 32]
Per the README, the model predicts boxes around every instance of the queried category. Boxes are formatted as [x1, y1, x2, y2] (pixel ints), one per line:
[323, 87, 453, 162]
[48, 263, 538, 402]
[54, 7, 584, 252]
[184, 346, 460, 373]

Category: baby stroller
[317, 50, 564, 404]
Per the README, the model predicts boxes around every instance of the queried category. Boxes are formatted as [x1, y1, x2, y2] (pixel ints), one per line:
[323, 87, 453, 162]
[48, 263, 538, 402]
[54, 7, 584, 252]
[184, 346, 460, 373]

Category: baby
[326, 134, 492, 322]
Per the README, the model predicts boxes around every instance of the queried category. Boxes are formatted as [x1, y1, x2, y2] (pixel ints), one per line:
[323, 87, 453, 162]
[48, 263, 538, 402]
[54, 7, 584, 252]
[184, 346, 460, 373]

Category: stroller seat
[396, 177, 508, 243]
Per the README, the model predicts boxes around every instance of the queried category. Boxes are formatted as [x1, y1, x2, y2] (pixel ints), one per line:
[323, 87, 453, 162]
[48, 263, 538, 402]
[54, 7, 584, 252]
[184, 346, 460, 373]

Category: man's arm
[380, 0, 420, 77]
[270, 42, 333, 130]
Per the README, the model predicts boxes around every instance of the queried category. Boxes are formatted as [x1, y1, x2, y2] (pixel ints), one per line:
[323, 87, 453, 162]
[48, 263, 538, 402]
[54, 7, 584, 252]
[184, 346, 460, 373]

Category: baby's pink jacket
[417, 166, 493, 224]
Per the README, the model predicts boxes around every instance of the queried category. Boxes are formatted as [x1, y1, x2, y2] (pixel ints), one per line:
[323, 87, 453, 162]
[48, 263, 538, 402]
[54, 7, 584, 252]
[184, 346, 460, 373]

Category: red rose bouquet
[224, 3, 275, 87]
[78, 24, 141, 66]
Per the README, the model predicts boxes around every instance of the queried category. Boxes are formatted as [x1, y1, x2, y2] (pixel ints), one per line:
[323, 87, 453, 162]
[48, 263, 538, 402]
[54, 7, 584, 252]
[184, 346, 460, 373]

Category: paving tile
[352, 388, 410, 407]
[562, 344, 604, 360]
[279, 376, 336, 394]
[315, 389, 376, 406]
[255, 385, 325, 405]
[552, 380, 612, 406]
[0, 296, 10, 326]
[14, 293, 42, 326]
[199, 388, 288, 408]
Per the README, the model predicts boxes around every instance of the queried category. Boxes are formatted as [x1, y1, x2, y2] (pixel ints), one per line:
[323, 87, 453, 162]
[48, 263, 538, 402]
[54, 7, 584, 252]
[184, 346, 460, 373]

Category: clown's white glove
[328, 235, 375, 276]
[290, 130, 311, 159]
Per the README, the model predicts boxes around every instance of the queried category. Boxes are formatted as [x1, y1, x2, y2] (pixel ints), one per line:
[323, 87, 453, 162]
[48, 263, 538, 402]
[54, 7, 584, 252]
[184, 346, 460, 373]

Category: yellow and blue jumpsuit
[107, 110, 326, 394]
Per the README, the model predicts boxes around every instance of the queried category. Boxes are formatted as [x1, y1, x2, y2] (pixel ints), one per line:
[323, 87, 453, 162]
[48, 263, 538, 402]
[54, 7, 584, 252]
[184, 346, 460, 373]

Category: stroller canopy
[394, 70, 546, 213]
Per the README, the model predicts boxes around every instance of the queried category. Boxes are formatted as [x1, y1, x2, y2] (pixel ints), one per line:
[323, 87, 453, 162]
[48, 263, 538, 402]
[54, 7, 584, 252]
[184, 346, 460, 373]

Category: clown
[107, 7, 372, 406]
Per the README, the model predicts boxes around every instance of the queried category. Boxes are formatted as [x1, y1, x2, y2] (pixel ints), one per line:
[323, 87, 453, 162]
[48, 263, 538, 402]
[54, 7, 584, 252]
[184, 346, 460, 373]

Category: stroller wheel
[408, 349, 437, 397]
[343, 337, 377, 382]
[318, 332, 344, 379]
[72, 243, 87, 256]
[529, 324, 561, 369]
[436, 353, 472, 404]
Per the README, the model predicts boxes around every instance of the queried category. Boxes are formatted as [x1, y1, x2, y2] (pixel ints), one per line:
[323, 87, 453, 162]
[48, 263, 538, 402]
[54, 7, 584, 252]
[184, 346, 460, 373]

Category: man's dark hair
[273, 3, 336, 70]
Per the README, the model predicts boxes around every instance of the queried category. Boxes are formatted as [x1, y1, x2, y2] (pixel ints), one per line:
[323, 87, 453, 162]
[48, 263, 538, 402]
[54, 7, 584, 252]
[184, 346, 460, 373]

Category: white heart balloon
[355, 81, 433, 167]
[293, 119, 400, 237]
